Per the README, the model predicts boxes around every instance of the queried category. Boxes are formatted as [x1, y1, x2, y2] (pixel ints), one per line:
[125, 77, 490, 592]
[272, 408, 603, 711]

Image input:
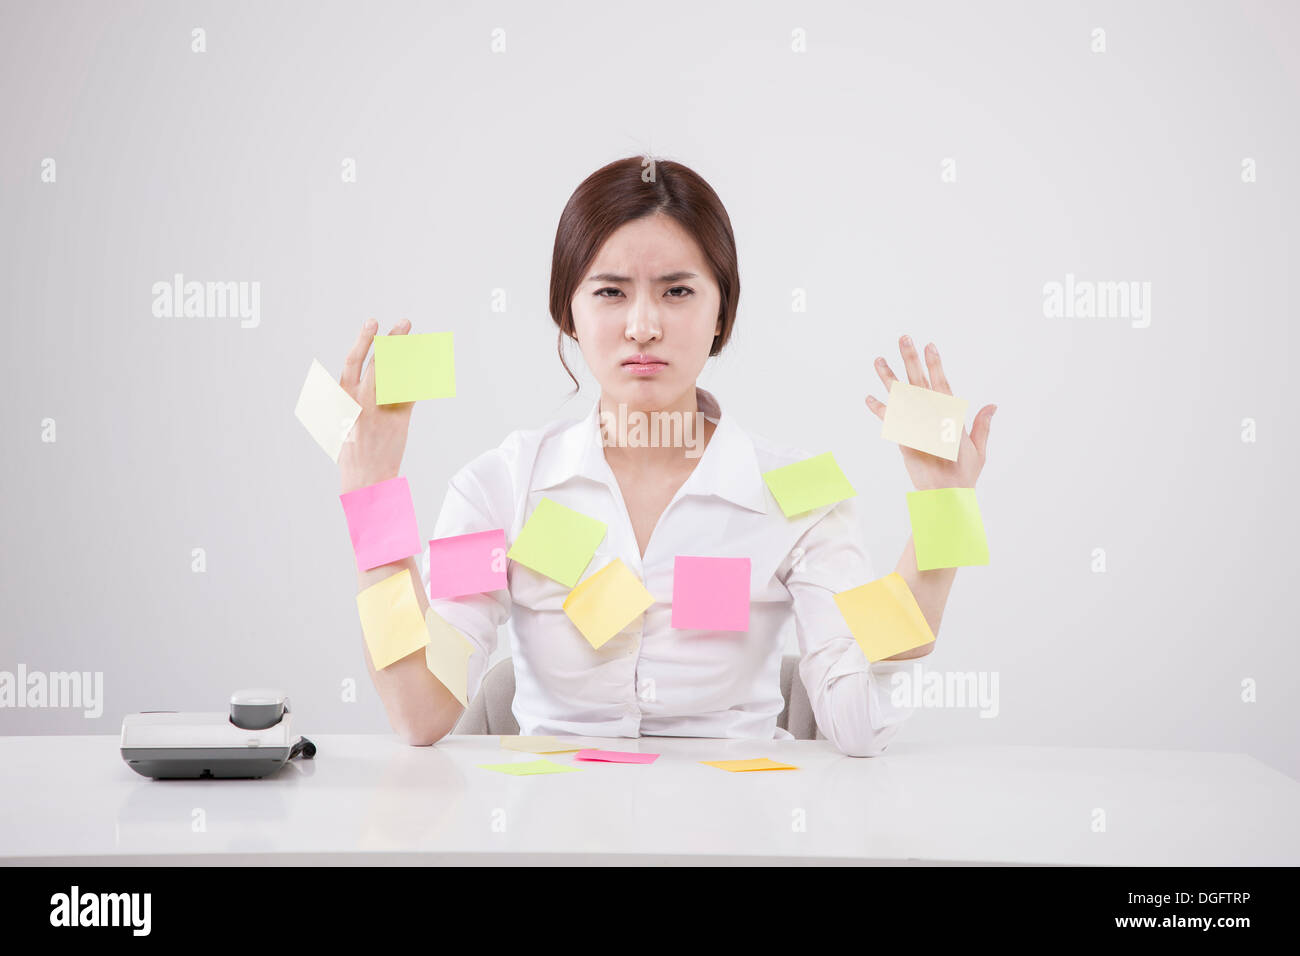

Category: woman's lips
[623, 360, 667, 376]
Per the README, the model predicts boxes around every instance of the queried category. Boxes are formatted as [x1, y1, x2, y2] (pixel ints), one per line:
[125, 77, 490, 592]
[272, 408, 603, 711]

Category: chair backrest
[453, 655, 817, 739]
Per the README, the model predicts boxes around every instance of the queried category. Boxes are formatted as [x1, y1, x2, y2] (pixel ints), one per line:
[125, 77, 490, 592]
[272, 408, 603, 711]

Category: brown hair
[548, 156, 740, 393]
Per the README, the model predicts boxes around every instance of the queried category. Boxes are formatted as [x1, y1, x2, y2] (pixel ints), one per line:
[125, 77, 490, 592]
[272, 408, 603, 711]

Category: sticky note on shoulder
[833, 572, 935, 661]
[507, 497, 606, 587]
[294, 359, 362, 462]
[340, 476, 422, 571]
[428, 529, 508, 599]
[374, 332, 456, 405]
[880, 380, 968, 461]
[563, 559, 654, 649]
[424, 607, 475, 707]
[906, 487, 989, 570]
[762, 452, 856, 517]
[356, 568, 430, 669]
[701, 758, 798, 772]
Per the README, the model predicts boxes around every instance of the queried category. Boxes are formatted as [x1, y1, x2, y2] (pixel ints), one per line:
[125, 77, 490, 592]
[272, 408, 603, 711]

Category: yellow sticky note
[762, 452, 856, 517]
[424, 607, 475, 707]
[500, 736, 585, 754]
[294, 359, 362, 462]
[833, 572, 936, 662]
[356, 568, 430, 670]
[700, 758, 799, 772]
[478, 759, 582, 776]
[562, 559, 654, 649]
[880, 380, 969, 461]
[507, 497, 607, 587]
[373, 332, 456, 405]
[906, 487, 989, 571]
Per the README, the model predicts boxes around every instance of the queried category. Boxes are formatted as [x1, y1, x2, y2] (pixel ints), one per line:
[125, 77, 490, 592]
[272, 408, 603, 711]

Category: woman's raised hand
[338, 318, 416, 494]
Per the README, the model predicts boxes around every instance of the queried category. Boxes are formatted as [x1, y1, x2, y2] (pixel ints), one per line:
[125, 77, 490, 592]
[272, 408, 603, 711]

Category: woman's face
[569, 212, 721, 411]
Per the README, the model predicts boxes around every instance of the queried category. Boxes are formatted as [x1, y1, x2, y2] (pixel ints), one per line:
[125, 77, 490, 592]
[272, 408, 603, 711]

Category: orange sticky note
[700, 758, 799, 772]
[833, 572, 935, 662]
[562, 558, 654, 649]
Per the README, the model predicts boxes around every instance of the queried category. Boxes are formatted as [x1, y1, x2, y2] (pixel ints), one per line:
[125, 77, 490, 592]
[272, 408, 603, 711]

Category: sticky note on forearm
[294, 359, 362, 462]
[671, 555, 750, 631]
[340, 476, 422, 571]
[562, 558, 654, 649]
[906, 487, 989, 570]
[373, 332, 456, 405]
[880, 380, 969, 461]
[424, 607, 475, 707]
[833, 572, 936, 662]
[506, 497, 606, 587]
[357, 568, 430, 670]
[762, 452, 857, 517]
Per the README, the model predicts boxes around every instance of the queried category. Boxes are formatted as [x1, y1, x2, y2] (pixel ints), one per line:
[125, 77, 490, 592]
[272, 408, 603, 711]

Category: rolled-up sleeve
[784, 495, 917, 757]
[420, 449, 515, 704]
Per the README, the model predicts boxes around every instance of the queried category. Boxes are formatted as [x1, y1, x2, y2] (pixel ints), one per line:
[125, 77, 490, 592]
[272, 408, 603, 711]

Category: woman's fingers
[864, 394, 886, 421]
[924, 342, 953, 395]
[341, 318, 379, 390]
[899, 335, 930, 387]
[969, 404, 996, 460]
[873, 355, 900, 393]
[360, 319, 413, 387]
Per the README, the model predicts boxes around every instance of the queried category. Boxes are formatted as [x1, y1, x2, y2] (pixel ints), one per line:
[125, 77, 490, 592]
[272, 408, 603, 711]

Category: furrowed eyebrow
[587, 271, 699, 283]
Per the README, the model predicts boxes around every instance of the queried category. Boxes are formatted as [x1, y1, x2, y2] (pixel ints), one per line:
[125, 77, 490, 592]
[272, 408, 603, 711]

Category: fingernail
[902, 336, 912, 347]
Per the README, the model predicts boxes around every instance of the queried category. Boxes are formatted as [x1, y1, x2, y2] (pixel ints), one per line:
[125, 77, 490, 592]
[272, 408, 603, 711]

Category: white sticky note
[880, 380, 969, 461]
[295, 359, 362, 462]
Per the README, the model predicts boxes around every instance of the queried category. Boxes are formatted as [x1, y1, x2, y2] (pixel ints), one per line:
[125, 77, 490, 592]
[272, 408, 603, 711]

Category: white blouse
[420, 386, 916, 756]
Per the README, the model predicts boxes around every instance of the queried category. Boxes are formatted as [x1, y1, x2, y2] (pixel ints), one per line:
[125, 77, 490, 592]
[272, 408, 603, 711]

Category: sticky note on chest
[880, 380, 968, 461]
[507, 497, 606, 587]
[762, 452, 856, 517]
[672, 555, 750, 631]
[562, 558, 654, 649]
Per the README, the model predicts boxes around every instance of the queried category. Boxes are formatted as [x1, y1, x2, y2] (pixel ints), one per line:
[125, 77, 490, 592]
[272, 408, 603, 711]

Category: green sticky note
[762, 452, 856, 517]
[506, 497, 606, 587]
[478, 759, 582, 776]
[374, 332, 456, 405]
[906, 487, 989, 571]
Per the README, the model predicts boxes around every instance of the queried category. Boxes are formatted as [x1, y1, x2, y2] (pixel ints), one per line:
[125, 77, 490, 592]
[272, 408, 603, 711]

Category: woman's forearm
[883, 535, 953, 659]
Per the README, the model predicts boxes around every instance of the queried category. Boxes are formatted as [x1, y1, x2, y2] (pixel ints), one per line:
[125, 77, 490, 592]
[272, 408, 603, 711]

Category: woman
[338, 157, 995, 755]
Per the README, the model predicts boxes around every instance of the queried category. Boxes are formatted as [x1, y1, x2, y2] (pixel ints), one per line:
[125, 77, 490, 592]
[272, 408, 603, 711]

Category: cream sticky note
[373, 332, 456, 405]
[478, 759, 582, 776]
[880, 380, 969, 461]
[700, 758, 799, 772]
[500, 736, 587, 754]
[294, 359, 362, 462]
[562, 558, 654, 649]
[506, 497, 606, 587]
[424, 607, 475, 707]
[833, 572, 936, 662]
[906, 487, 989, 571]
[356, 568, 430, 670]
[762, 452, 856, 517]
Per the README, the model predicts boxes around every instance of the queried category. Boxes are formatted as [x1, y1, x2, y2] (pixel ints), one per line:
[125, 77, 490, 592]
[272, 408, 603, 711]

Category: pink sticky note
[671, 556, 751, 631]
[573, 749, 660, 764]
[339, 477, 422, 571]
[428, 529, 509, 599]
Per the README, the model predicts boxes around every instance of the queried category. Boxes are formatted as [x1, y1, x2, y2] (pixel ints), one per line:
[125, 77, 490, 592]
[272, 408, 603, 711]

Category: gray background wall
[2, 0, 1296, 779]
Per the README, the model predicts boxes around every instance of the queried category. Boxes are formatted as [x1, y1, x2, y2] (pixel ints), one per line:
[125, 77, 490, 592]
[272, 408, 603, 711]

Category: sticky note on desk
[424, 607, 475, 707]
[356, 568, 430, 670]
[762, 452, 856, 517]
[906, 487, 989, 571]
[833, 572, 936, 662]
[500, 736, 586, 754]
[671, 556, 750, 631]
[294, 359, 362, 462]
[373, 332, 456, 405]
[574, 749, 659, 764]
[507, 497, 606, 587]
[428, 529, 508, 599]
[340, 476, 422, 571]
[478, 759, 582, 776]
[563, 558, 654, 649]
[880, 380, 969, 461]
[701, 758, 798, 772]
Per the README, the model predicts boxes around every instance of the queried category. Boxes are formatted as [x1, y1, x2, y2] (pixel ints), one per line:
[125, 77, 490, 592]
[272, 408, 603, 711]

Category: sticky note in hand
[427, 529, 508, 599]
[880, 380, 969, 461]
[294, 359, 362, 462]
[356, 568, 430, 670]
[340, 476, 422, 571]
[906, 487, 989, 570]
[671, 556, 750, 631]
[833, 571, 936, 662]
[562, 558, 654, 649]
[762, 452, 856, 517]
[424, 607, 475, 707]
[507, 497, 606, 587]
[373, 332, 456, 405]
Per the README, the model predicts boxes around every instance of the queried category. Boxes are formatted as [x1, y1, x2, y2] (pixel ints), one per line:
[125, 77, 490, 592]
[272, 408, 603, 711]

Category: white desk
[2, 735, 1296, 865]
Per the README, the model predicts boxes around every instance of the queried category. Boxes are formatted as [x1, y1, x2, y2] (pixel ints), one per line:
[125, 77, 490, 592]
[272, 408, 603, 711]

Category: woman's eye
[595, 287, 621, 298]
[666, 286, 694, 298]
